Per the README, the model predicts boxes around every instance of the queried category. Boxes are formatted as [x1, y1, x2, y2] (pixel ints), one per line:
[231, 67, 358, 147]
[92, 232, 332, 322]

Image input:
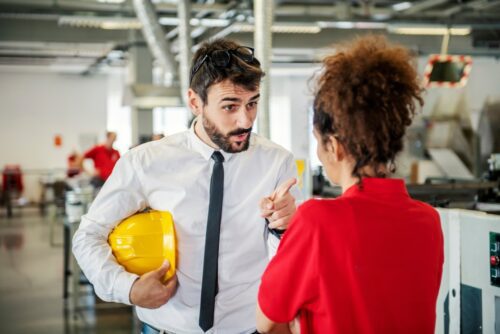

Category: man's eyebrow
[249, 94, 260, 101]
[220, 97, 241, 103]
[219, 94, 260, 103]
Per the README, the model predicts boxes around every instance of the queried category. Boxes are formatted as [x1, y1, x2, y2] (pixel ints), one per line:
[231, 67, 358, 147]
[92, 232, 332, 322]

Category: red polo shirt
[258, 178, 443, 334]
[84, 145, 120, 181]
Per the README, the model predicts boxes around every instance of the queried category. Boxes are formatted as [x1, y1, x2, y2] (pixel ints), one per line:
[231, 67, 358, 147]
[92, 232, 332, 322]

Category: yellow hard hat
[108, 210, 176, 280]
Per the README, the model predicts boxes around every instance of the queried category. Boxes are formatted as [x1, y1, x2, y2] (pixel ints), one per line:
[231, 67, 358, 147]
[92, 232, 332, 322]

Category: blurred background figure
[66, 150, 83, 178]
[151, 133, 164, 141]
[1, 164, 25, 216]
[82, 131, 120, 188]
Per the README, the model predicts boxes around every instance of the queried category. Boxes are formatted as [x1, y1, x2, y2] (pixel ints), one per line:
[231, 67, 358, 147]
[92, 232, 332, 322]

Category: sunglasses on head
[190, 46, 257, 84]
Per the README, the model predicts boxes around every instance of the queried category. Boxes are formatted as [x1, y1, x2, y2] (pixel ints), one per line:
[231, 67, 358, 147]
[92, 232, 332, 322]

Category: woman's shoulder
[411, 199, 440, 220]
[296, 197, 351, 221]
[299, 196, 348, 209]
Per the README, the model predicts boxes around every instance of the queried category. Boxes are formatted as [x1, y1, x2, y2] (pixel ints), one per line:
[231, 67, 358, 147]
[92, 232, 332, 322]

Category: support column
[254, 0, 273, 138]
[128, 32, 154, 145]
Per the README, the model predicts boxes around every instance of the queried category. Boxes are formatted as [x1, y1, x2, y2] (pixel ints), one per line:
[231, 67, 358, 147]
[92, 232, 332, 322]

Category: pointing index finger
[275, 178, 297, 199]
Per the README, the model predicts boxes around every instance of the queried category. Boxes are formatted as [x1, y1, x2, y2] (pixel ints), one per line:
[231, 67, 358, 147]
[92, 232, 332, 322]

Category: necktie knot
[211, 151, 224, 163]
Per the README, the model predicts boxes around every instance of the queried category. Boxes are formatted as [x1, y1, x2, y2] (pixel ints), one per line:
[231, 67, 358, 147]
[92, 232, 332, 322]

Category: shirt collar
[188, 118, 234, 162]
[342, 177, 409, 198]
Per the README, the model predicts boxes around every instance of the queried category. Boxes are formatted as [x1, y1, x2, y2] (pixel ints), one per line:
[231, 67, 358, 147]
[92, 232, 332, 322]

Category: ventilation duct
[123, 83, 182, 109]
[132, 0, 177, 85]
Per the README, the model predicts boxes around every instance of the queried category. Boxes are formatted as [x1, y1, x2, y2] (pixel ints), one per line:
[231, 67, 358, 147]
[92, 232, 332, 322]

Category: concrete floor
[0, 206, 136, 334]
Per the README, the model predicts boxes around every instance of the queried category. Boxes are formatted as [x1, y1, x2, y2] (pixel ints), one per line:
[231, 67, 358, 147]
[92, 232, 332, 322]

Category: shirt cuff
[265, 219, 285, 239]
[113, 271, 140, 305]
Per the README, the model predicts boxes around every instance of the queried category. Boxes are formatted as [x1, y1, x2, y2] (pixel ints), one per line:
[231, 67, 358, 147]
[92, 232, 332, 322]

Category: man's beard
[202, 115, 252, 153]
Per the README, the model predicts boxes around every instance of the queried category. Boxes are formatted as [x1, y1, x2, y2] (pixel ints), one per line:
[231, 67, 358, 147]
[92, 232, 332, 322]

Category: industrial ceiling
[0, 0, 499, 72]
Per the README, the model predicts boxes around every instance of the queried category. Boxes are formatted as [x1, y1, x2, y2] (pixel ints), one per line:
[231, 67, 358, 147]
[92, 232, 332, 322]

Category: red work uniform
[258, 178, 444, 334]
[84, 145, 120, 181]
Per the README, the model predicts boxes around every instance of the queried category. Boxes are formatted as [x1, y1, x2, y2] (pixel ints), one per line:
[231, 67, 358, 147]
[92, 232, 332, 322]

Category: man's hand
[256, 302, 296, 334]
[260, 178, 297, 230]
[129, 261, 178, 308]
[289, 314, 301, 334]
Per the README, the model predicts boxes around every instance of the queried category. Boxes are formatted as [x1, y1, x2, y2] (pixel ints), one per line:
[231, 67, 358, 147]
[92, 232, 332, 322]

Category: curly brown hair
[313, 34, 424, 180]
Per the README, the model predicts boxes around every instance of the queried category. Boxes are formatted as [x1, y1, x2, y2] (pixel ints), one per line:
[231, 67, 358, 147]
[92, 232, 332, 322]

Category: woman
[256, 35, 444, 334]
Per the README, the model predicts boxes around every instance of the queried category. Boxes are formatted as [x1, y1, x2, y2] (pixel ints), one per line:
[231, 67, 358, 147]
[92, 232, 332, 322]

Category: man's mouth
[232, 132, 249, 142]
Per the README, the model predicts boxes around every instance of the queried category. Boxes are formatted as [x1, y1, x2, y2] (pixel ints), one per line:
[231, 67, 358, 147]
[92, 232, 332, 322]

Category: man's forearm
[72, 216, 138, 304]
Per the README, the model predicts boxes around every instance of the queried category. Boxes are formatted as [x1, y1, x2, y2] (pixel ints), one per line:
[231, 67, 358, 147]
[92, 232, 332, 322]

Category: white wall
[270, 66, 319, 161]
[0, 66, 108, 201]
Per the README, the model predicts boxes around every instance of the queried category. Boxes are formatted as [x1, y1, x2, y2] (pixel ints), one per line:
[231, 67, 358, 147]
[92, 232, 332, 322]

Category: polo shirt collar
[188, 118, 234, 162]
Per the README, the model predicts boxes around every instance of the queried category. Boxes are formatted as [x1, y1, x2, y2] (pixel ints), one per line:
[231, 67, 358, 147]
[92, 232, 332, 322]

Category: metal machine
[437, 209, 500, 334]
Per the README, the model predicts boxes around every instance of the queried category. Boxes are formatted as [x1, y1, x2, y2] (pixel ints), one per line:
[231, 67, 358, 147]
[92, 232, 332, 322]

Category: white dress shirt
[72, 125, 298, 334]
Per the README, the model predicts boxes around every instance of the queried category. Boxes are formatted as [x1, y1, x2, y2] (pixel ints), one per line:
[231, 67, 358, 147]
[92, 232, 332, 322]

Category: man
[72, 39, 299, 334]
[82, 131, 120, 187]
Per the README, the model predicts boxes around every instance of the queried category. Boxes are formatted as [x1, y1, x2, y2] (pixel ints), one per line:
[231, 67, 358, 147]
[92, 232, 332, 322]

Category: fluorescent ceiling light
[392, 2, 412, 11]
[388, 25, 471, 36]
[232, 23, 321, 34]
[329, 21, 354, 29]
[59, 16, 141, 30]
[158, 17, 230, 27]
[101, 20, 142, 30]
[272, 24, 321, 34]
[152, 0, 178, 4]
[191, 18, 230, 27]
[318, 21, 387, 29]
[97, 0, 126, 3]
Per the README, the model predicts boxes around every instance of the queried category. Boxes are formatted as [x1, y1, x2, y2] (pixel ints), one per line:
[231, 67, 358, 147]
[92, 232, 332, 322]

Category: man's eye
[247, 101, 258, 109]
[223, 105, 238, 112]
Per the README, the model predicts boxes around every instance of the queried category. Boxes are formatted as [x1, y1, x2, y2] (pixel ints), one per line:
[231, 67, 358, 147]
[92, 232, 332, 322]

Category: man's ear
[188, 89, 202, 116]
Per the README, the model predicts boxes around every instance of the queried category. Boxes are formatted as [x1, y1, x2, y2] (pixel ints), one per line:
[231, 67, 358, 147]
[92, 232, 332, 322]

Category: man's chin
[227, 138, 250, 153]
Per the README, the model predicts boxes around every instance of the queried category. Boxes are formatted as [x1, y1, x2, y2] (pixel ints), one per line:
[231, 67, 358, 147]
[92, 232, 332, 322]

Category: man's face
[199, 80, 260, 153]
[106, 132, 117, 148]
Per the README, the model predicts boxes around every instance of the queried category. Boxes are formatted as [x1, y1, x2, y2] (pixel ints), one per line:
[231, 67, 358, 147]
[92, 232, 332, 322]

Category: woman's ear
[188, 89, 201, 116]
[326, 135, 344, 162]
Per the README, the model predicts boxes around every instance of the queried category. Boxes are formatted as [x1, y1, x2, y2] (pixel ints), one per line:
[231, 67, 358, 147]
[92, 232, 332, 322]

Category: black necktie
[199, 151, 224, 332]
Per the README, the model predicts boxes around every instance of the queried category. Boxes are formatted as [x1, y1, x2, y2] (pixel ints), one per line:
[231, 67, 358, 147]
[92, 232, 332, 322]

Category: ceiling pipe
[0, 0, 230, 14]
[132, 0, 177, 85]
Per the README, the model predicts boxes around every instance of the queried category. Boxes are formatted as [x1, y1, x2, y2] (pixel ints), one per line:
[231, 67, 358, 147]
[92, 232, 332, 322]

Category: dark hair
[313, 34, 424, 180]
[189, 39, 264, 104]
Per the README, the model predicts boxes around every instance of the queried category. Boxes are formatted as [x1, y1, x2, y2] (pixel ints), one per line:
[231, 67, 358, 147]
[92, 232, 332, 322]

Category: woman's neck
[338, 163, 389, 193]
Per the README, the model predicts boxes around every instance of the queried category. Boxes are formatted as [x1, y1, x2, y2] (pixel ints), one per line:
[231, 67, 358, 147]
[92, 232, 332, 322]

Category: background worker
[66, 150, 83, 178]
[81, 131, 120, 188]
[256, 35, 444, 334]
[73, 38, 299, 334]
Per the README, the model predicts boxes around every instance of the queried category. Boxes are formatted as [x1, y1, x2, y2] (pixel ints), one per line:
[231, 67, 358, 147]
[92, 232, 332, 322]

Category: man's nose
[236, 108, 253, 129]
